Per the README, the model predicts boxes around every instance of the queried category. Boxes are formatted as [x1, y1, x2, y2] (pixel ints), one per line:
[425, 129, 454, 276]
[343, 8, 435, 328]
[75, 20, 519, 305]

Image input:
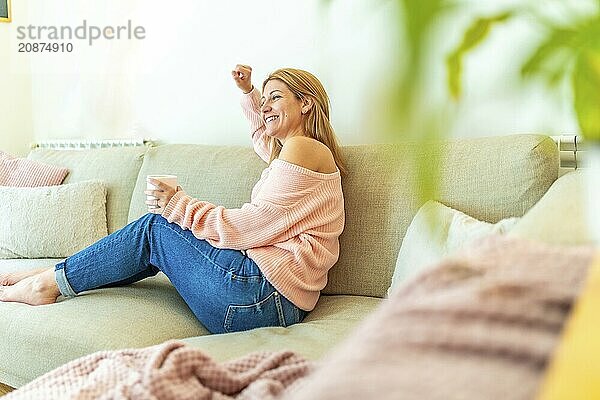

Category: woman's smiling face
[261, 79, 305, 142]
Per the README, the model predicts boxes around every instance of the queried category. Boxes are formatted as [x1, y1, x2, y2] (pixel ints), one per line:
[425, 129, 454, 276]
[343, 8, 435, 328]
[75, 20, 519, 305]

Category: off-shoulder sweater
[161, 88, 345, 311]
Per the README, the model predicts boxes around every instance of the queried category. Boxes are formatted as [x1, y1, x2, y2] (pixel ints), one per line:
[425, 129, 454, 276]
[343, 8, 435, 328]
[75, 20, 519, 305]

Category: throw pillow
[388, 200, 519, 295]
[0, 181, 108, 259]
[509, 171, 592, 245]
[0, 150, 69, 187]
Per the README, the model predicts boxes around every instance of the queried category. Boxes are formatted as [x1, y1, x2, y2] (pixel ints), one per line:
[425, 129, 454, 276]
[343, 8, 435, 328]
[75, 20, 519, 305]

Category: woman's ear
[301, 96, 314, 115]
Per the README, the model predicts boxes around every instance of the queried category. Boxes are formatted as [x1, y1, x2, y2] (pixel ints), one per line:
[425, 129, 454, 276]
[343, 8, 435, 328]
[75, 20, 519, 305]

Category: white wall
[3, 0, 398, 149]
[0, 0, 591, 155]
[0, 0, 33, 156]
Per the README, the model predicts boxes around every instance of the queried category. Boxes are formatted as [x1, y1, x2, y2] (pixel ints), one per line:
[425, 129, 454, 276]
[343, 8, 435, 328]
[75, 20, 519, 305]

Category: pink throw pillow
[0, 150, 69, 187]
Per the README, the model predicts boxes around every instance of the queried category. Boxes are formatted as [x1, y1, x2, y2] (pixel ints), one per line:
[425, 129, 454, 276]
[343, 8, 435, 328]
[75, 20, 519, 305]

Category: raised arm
[232, 64, 271, 163]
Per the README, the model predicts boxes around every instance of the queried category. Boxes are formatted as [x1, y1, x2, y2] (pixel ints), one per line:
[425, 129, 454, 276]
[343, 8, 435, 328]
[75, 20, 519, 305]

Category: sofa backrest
[326, 135, 557, 297]
[128, 134, 558, 298]
[128, 145, 266, 221]
[28, 135, 558, 298]
[28, 147, 146, 234]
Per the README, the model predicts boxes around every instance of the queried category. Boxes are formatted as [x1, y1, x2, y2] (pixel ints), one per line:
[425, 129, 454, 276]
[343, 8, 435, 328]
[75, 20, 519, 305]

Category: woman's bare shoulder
[279, 136, 337, 174]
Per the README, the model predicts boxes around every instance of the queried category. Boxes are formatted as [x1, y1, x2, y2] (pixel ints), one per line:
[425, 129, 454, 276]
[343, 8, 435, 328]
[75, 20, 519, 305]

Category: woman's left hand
[145, 179, 180, 214]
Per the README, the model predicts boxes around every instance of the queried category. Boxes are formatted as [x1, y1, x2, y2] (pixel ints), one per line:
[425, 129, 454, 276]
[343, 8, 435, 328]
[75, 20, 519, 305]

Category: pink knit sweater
[161, 88, 345, 311]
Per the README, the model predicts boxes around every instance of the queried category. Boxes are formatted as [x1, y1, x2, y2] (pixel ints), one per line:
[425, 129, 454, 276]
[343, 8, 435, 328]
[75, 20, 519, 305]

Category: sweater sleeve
[240, 87, 271, 163]
[161, 160, 342, 250]
[160, 190, 292, 250]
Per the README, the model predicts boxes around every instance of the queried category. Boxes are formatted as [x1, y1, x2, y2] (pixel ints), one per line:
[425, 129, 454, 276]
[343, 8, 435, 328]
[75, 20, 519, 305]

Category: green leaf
[573, 51, 600, 141]
[520, 29, 577, 86]
[446, 53, 461, 99]
[447, 12, 513, 100]
[402, 0, 457, 46]
[580, 15, 600, 51]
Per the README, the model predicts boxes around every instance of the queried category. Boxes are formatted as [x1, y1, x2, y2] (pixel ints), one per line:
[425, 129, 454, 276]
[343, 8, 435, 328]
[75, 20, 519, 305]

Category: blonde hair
[262, 68, 347, 176]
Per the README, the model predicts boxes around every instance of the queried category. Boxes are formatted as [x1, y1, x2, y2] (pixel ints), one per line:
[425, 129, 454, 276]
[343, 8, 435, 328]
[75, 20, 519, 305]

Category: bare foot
[0, 269, 60, 305]
[0, 268, 49, 286]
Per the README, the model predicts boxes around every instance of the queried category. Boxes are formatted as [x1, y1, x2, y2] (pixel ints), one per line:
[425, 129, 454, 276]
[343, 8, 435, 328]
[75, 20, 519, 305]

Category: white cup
[146, 174, 177, 211]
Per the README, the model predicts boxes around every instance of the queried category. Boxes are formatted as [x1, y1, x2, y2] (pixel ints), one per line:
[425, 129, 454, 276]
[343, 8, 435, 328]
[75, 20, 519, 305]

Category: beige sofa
[0, 134, 558, 393]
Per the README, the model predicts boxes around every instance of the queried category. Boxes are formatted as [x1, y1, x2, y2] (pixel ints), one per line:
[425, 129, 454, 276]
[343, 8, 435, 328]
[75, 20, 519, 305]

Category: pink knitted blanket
[289, 235, 595, 400]
[4, 341, 313, 400]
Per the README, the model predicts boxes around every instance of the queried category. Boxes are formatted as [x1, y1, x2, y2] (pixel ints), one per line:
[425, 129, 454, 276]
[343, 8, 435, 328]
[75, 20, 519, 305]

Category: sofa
[0, 134, 559, 394]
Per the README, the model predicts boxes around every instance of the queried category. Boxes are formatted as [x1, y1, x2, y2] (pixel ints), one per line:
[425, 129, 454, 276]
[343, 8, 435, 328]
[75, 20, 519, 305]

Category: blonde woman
[0, 65, 346, 334]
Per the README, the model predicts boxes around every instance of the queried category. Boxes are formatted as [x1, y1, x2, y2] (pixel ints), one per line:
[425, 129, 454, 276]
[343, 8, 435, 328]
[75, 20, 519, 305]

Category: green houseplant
[447, 0, 600, 242]
[447, 2, 600, 141]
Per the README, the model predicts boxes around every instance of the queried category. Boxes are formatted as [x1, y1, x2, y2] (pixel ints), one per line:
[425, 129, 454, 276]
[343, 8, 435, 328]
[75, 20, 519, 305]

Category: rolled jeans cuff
[55, 261, 77, 298]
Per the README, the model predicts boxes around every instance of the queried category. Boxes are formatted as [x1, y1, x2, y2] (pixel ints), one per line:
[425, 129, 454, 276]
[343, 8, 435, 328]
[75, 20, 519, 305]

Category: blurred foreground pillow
[0, 181, 108, 258]
[389, 200, 518, 295]
[0, 150, 68, 187]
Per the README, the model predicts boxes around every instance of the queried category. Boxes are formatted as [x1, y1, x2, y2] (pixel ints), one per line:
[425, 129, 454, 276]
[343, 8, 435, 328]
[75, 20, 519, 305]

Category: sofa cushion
[0, 181, 108, 259]
[509, 170, 592, 245]
[28, 147, 147, 233]
[0, 150, 68, 187]
[181, 295, 381, 362]
[0, 259, 208, 388]
[388, 200, 518, 294]
[128, 136, 557, 299]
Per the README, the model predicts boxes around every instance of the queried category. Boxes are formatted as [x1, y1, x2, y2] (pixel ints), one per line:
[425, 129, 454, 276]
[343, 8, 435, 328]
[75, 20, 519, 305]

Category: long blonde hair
[262, 68, 347, 176]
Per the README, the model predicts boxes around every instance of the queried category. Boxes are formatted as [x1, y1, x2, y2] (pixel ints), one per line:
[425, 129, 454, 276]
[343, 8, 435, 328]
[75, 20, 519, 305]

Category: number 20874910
[18, 42, 74, 53]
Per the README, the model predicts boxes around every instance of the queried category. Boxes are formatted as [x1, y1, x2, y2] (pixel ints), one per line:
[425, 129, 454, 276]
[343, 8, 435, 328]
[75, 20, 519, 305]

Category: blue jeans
[54, 213, 307, 334]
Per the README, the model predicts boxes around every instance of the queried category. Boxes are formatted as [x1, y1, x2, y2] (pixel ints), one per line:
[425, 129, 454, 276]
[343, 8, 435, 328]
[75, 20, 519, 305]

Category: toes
[0, 276, 13, 286]
[0, 271, 36, 286]
[0, 281, 21, 303]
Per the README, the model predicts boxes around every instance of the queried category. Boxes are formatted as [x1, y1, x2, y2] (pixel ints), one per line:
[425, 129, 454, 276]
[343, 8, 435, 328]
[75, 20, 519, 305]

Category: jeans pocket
[224, 291, 286, 333]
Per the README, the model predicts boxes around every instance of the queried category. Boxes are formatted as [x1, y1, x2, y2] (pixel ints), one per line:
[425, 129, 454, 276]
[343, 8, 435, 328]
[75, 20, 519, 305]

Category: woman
[0, 65, 346, 334]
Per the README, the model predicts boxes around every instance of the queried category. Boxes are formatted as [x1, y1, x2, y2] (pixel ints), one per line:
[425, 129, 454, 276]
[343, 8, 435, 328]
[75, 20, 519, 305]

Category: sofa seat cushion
[0, 260, 208, 388]
[181, 295, 382, 362]
[0, 259, 380, 388]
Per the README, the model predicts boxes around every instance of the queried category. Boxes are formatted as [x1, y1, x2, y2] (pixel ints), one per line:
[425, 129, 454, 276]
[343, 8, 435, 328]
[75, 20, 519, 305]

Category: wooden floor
[0, 382, 14, 396]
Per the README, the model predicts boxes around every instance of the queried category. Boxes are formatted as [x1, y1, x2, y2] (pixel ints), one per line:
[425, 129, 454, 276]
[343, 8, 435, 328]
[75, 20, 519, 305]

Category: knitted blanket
[4, 341, 313, 400]
[289, 235, 595, 400]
